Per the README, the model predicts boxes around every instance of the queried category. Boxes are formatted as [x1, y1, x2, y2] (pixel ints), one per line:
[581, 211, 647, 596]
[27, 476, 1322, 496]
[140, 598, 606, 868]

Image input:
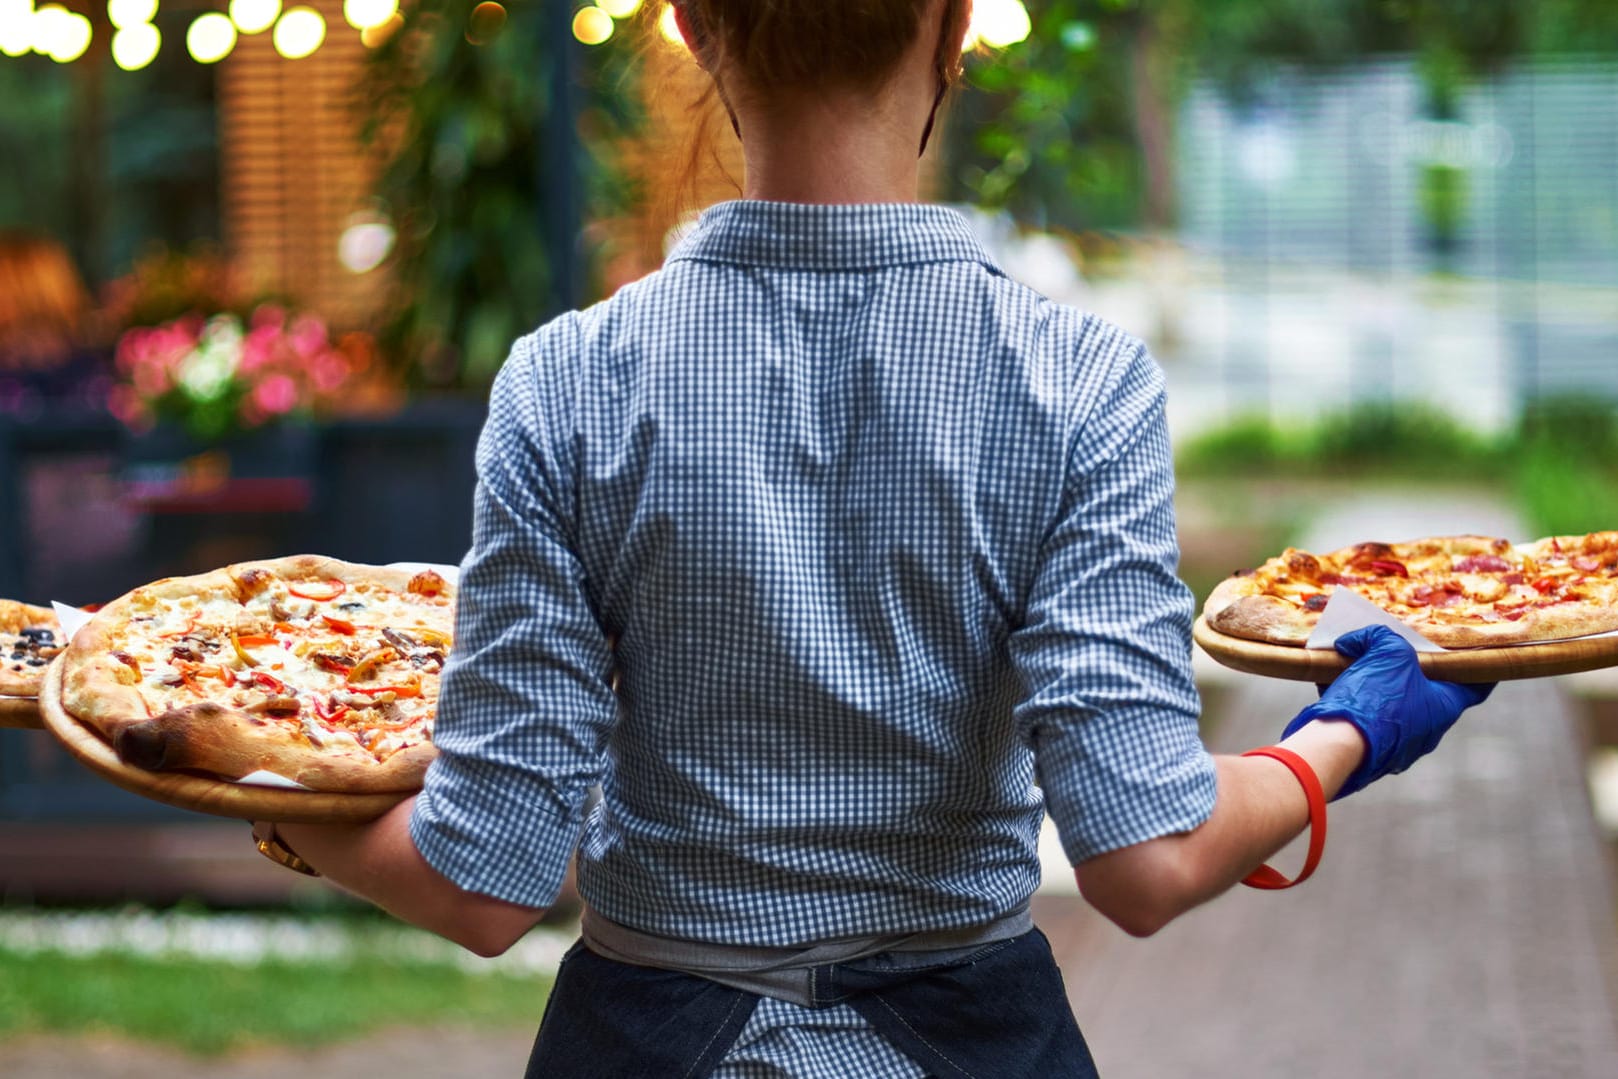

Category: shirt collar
[666, 199, 1002, 274]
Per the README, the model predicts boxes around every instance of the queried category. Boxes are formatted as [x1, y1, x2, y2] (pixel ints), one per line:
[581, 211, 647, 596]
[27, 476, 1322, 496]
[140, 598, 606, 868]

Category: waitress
[257, 2, 1491, 1074]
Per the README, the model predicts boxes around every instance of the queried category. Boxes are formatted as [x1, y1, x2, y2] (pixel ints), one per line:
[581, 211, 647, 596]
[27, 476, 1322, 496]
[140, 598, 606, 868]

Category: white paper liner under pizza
[37, 556, 458, 822]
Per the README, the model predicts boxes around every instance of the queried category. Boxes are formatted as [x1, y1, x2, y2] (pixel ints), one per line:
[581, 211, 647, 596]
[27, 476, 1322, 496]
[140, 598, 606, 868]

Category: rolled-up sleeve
[410, 329, 619, 908]
[1008, 343, 1216, 865]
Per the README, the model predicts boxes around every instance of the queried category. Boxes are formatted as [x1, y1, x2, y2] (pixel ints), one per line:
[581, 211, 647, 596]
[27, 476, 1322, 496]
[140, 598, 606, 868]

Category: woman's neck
[738, 95, 925, 204]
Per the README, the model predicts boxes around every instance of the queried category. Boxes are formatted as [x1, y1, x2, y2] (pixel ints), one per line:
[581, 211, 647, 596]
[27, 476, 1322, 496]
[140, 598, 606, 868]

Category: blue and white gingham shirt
[411, 200, 1215, 1069]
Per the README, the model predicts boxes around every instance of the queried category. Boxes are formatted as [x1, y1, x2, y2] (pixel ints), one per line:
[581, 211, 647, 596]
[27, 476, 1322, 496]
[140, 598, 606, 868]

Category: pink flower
[252, 373, 300, 416]
[289, 316, 329, 359]
[131, 354, 172, 398]
[309, 352, 352, 393]
[239, 326, 280, 374]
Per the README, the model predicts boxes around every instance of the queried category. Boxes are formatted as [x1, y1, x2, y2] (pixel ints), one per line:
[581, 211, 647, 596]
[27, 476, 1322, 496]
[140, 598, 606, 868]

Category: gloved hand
[1281, 625, 1495, 800]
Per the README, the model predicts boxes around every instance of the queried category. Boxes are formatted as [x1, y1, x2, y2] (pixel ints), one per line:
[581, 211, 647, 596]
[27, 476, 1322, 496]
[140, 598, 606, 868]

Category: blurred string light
[111, 21, 159, 69]
[337, 208, 396, 274]
[360, 11, 400, 47]
[107, 0, 156, 29]
[964, 0, 1031, 51]
[465, 1, 504, 45]
[187, 10, 236, 63]
[32, 3, 93, 63]
[657, 2, 681, 46]
[572, 5, 612, 45]
[599, 0, 642, 18]
[343, 0, 395, 31]
[0, 0, 29, 60]
[230, 0, 280, 34]
[273, 5, 324, 59]
[0, 0, 406, 66]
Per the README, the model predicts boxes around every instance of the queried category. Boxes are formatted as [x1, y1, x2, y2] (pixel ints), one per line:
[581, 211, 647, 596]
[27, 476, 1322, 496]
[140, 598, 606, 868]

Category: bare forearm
[1075, 718, 1364, 936]
[274, 798, 547, 957]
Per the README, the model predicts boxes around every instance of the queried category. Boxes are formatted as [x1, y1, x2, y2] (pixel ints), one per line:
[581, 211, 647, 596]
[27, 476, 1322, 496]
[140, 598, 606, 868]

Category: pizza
[2, 600, 64, 697]
[57, 556, 454, 792]
[1203, 531, 1618, 648]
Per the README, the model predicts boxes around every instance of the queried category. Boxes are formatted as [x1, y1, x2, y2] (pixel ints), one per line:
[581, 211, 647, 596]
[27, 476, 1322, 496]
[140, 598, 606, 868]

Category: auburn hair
[671, 0, 971, 96]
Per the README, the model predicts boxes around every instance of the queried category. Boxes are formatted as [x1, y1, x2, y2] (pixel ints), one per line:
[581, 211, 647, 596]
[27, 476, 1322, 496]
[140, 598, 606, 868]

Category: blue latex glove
[1281, 625, 1495, 800]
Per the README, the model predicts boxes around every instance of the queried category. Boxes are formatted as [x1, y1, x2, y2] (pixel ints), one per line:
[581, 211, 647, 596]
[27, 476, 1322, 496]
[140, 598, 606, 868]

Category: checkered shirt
[411, 199, 1216, 947]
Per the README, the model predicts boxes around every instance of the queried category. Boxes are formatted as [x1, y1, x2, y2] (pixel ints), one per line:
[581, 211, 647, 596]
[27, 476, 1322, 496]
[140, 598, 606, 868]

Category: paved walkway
[1036, 491, 1618, 1077]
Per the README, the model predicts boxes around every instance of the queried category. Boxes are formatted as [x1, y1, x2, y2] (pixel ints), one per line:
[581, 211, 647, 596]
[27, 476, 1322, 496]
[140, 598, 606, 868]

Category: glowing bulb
[107, 0, 157, 29]
[970, 0, 1030, 50]
[48, 9, 92, 61]
[229, 0, 279, 34]
[359, 10, 400, 47]
[272, 5, 323, 58]
[657, 3, 682, 46]
[0, 5, 30, 60]
[30, 2, 64, 54]
[342, 0, 394, 31]
[599, 0, 641, 17]
[337, 218, 395, 274]
[572, 5, 611, 45]
[465, 1, 503, 45]
[110, 22, 159, 69]
[187, 11, 235, 62]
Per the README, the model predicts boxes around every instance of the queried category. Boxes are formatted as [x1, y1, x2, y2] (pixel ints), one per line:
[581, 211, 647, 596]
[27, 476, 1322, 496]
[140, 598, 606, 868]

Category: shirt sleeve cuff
[408, 752, 585, 909]
[1041, 738, 1218, 865]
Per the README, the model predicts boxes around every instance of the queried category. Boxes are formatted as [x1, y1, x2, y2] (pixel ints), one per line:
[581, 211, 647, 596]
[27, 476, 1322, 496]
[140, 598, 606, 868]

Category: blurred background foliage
[360, 0, 639, 389]
[945, 0, 1618, 233]
[357, 0, 1618, 399]
[1176, 397, 1618, 539]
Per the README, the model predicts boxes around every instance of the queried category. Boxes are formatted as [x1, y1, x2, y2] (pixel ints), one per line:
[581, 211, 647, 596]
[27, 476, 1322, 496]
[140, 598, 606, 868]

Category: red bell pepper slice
[288, 579, 348, 602]
[251, 671, 286, 693]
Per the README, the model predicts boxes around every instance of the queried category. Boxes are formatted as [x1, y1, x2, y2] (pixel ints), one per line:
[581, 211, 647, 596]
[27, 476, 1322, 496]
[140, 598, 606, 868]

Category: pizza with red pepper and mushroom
[57, 556, 453, 792]
[1, 600, 65, 697]
[1203, 531, 1618, 648]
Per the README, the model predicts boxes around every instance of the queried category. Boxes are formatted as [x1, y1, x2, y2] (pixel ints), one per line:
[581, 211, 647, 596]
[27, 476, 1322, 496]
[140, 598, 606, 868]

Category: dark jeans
[525, 927, 1099, 1079]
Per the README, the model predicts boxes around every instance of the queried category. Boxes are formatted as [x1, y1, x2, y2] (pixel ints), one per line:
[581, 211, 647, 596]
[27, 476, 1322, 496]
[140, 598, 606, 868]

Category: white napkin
[234, 770, 311, 789]
[1304, 587, 1446, 652]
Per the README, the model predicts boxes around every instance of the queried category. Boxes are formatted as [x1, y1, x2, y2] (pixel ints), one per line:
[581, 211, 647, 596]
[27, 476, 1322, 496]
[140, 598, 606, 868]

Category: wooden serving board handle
[0, 696, 44, 730]
[1193, 616, 1618, 684]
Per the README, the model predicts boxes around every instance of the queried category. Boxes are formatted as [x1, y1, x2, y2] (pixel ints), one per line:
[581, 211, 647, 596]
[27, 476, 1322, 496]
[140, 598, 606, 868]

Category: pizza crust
[59, 555, 452, 793]
[1204, 576, 1316, 646]
[0, 600, 65, 697]
[114, 701, 436, 793]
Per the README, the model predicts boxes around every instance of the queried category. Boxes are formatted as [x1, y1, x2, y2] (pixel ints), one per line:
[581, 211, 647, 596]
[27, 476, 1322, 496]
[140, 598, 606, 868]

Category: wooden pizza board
[1194, 615, 1618, 684]
[37, 660, 409, 823]
[0, 696, 43, 729]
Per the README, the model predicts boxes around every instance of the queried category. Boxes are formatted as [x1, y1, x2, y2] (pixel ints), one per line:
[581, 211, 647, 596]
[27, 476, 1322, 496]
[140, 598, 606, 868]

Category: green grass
[0, 948, 553, 1056]
[1176, 398, 1618, 539]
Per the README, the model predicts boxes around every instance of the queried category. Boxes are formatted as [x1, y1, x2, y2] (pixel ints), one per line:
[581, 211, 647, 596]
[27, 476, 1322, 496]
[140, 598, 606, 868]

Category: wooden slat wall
[217, 4, 386, 328]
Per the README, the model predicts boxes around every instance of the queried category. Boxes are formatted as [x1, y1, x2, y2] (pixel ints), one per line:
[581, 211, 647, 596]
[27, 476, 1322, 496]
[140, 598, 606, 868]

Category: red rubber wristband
[1239, 746, 1327, 890]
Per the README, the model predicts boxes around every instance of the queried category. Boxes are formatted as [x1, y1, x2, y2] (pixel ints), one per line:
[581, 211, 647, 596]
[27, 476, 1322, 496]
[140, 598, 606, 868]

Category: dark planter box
[0, 398, 487, 842]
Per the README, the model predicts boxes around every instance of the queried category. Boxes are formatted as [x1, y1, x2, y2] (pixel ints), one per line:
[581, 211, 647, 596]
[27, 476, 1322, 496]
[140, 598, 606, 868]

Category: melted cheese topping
[118, 575, 453, 760]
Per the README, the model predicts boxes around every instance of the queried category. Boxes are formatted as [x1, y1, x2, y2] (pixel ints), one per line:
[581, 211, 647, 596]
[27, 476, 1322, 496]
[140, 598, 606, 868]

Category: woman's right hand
[1282, 625, 1495, 799]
